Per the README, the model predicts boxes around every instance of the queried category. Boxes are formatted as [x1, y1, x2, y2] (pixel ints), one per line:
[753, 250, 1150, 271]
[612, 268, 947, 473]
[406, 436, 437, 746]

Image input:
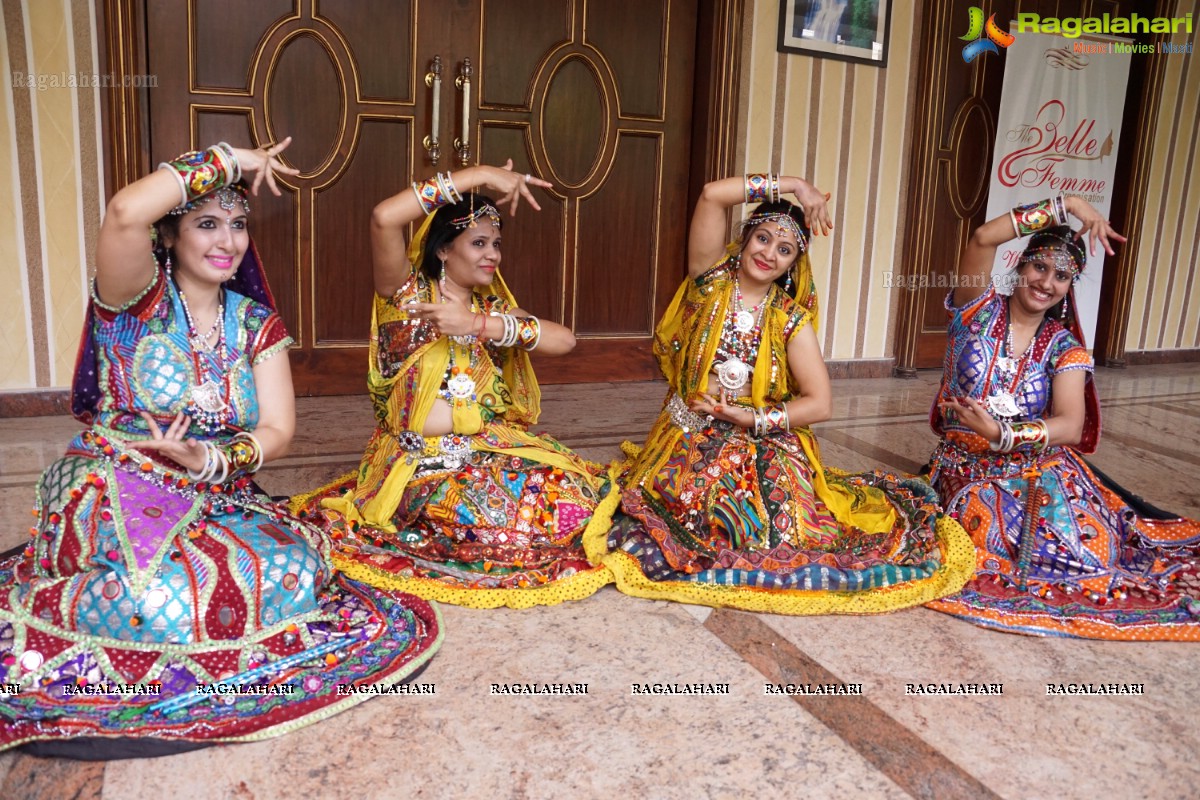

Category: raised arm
[688, 174, 832, 278]
[953, 194, 1125, 307]
[370, 160, 552, 297]
[95, 140, 297, 308]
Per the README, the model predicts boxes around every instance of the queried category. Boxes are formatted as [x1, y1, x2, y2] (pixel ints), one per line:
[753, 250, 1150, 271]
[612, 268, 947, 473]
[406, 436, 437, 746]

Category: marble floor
[1, 365, 1198, 799]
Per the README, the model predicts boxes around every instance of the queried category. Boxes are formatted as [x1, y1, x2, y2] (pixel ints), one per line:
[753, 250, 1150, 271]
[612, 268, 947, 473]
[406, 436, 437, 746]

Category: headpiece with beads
[736, 212, 809, 254]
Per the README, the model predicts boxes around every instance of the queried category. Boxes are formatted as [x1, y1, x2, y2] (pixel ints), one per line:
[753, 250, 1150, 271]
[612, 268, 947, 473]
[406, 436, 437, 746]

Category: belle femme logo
[961, 9, 1195, 62]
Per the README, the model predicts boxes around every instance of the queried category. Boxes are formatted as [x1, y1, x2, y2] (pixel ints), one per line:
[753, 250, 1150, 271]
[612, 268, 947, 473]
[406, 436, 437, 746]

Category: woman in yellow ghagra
[294, 163, 612, 608]
[587, 173, 974, 614]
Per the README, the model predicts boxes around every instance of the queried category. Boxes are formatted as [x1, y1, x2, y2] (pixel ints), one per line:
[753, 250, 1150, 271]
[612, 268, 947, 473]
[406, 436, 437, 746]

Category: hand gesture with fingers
[937, 396, 1001, 443]
[689, 391, 754, 430]
[230, 138, 301, 197]
[131, 411, 208, 473]
[474, 160, 553, 216]
[406, 301, 479, 338]
[1065, 196, 1127, 257]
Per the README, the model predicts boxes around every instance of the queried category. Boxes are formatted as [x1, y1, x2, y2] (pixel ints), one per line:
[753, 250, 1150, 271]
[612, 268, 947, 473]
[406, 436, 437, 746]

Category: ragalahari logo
[961, 7, 1015, 62]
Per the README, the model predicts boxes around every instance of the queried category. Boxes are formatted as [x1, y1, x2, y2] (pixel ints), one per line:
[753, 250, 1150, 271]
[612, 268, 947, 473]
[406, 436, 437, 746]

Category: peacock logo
[961, 7, 1015, 62]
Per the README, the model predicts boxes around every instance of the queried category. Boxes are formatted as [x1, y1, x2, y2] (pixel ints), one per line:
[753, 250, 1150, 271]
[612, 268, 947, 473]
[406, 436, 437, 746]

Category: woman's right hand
[1065, 196, 1126, 257]
[789, 179, 834, 237]
[130, 411, 209, 473]
[229, 138, 301, 197]
[937, 396, 1002, 443]
[470, 160, 553, 215]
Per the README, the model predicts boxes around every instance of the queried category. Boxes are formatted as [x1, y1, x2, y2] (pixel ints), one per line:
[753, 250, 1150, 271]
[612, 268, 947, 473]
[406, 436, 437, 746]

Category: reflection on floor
[2, 365, 1198, 799]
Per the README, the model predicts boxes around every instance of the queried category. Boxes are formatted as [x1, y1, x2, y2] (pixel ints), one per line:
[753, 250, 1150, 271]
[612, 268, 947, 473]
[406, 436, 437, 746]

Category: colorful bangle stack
[225, 431, 265, 475]
[188, 442, 229, 484]
[412, 171, 462, 215]
[988, 419, 1049, 453]
[1010, 194, 1068, 237]
[158, 142, 241, 208]
[752, 403, 789, 437]
[515, 316, 541, 351]
[745, 172, 782, 204]
[186, 432, 264, 484]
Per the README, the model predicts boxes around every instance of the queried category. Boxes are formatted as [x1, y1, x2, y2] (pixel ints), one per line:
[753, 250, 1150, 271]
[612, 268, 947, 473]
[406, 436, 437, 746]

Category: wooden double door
[145, 0, 697, 394]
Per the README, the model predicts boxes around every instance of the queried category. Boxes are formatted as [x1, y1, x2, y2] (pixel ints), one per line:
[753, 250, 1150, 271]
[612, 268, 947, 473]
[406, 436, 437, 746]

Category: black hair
[418, 193, 502, 280]
[739, 200, 810, 298]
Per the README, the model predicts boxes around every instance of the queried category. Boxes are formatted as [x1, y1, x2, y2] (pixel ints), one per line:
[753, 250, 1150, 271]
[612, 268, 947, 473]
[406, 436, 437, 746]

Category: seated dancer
[587, 173, 974, 613]
[294, 164, 612, 608]
[925, 194, 1200, 640]
[0, 140, 441, 754]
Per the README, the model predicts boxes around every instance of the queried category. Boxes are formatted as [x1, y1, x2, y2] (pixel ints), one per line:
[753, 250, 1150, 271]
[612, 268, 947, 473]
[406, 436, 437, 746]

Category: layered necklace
[714, 273, 768, 393]
[985, 302, 1041, 420]
[178, 287, 232, 434]
[440, 290, 479, 402]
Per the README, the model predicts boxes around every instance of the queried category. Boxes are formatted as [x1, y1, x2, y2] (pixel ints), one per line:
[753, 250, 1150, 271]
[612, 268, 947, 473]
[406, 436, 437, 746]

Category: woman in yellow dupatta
[294, 163, 612, 608]
[586, 174, 974, 614]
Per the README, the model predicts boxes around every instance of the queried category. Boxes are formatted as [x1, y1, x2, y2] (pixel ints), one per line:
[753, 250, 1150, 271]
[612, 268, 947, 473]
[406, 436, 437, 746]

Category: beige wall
[0, 0, 104, 391]
[736, 0, 919, 362]
[738, 0, 1200, 362]
[1126, 0, 1200, 353]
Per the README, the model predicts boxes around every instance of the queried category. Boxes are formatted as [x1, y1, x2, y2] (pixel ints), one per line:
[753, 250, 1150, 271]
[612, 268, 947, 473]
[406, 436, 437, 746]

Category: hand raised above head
[1065, 196, 1126, 257]
[474, 160, 553, 216]
[230, 137, 301, 197]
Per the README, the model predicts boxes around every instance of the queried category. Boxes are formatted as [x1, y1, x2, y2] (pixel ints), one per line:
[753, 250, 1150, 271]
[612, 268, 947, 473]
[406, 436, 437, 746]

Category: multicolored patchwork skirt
[927, 441, 1200, 640]
[601, 423, 974, 614]
[300, 450, 613, 609]
[0, 440, 443, 754]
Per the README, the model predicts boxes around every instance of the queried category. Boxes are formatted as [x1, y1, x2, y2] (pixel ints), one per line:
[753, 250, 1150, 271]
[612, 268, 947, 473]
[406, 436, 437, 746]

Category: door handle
[453, 58, 472, 166]
[422, 55, 442, 165]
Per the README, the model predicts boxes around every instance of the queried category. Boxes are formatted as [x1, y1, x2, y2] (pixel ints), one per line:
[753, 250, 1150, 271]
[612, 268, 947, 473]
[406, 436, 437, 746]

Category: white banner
[985, 31, 1132, 346]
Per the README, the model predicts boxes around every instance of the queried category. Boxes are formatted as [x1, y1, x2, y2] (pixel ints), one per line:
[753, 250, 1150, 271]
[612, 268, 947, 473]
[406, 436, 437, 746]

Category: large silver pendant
[986, 390, 1020, 419]
[734, 310, 755, 334]
[447, 373, 475, 399]
[716, 358, 751, 392]
[190, 380, 227, 414]
[437, 434, 472, 468]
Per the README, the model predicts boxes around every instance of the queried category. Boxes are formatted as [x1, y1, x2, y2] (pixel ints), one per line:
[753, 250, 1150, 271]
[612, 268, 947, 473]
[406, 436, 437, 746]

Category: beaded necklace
[985, 299, 1042, 420]
[440, 291, 479, 402]
[178, 286, 232, 433]
[714, 271, 768, 392]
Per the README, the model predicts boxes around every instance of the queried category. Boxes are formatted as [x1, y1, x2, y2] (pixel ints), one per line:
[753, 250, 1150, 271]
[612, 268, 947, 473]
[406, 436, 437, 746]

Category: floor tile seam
[815, 429, 925, 475]
[1148, 401, 1200, 419]
[1095, 429, 1200, 468]
[703, 609, 1002, 800]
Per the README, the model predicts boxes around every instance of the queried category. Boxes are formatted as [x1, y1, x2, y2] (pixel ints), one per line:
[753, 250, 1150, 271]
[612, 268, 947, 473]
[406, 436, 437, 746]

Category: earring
[784, 272, 794, 293]
[164, 251, 173, 279]
[1061, 293, 1070, 321]
[439, 257, 447, 295]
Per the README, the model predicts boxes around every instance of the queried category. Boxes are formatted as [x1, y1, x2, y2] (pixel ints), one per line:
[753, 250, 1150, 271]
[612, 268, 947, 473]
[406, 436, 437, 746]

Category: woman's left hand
[406, 301, 480, 338]
[937, 396, 1001, 443]
[131, 411, 209, 473]
[689, 391, 754, 429]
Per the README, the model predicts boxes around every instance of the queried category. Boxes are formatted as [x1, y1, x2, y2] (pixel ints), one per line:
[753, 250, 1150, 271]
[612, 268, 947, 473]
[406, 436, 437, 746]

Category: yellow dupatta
[322, 212, 599, 532]
[627, 246, 896, 534]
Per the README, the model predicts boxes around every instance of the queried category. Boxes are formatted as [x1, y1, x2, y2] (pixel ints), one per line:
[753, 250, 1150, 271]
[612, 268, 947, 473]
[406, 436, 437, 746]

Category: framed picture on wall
[778, 0, 892, 67]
